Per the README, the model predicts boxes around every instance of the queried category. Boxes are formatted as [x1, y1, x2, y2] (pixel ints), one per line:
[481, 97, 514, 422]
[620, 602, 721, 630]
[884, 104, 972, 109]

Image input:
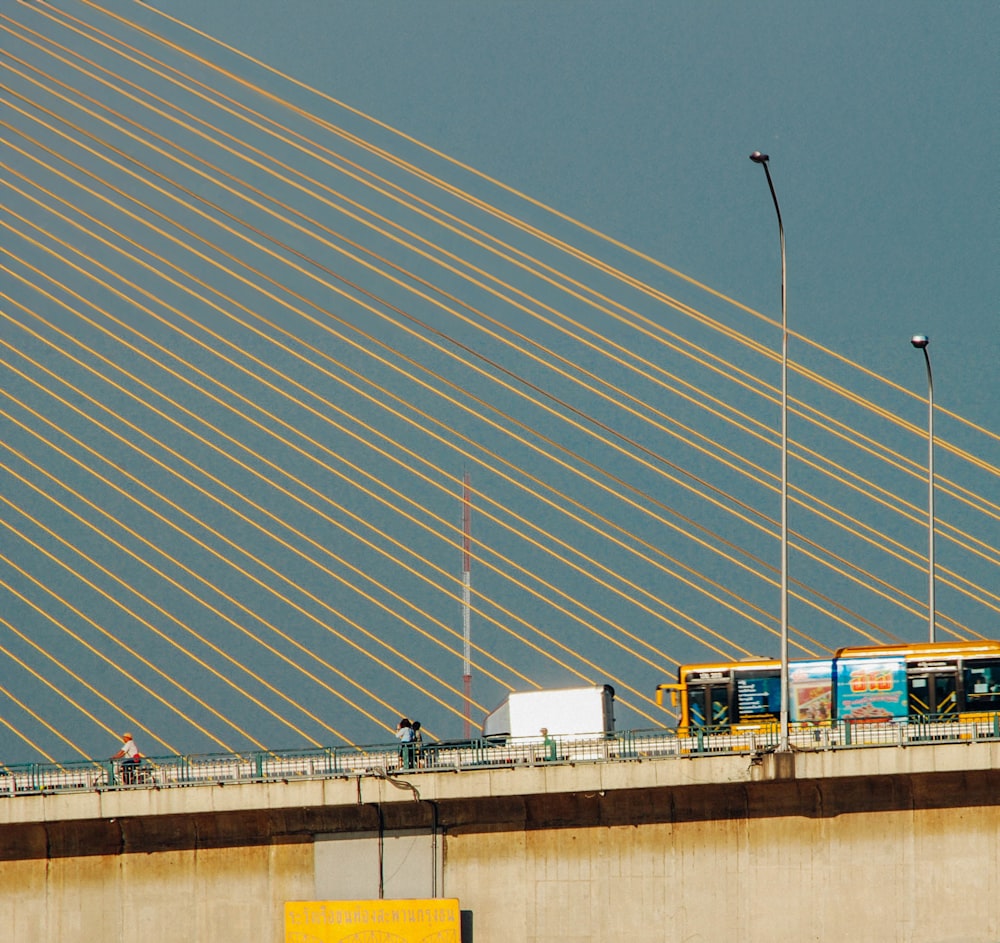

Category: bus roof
[834, 640, 1000, 660]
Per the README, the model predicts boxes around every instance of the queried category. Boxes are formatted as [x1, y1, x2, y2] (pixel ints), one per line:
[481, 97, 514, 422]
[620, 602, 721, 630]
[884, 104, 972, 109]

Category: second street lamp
[910, 334, 936, 643]
[750, 150, 790, 753]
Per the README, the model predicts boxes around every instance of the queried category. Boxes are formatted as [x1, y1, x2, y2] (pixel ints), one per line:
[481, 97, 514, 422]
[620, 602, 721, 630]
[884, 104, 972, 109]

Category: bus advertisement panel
[788, 660, 834, 723]
[836, 655, 907, 722]
[735, 672, 780, 721]
[732, 661, 834, 724]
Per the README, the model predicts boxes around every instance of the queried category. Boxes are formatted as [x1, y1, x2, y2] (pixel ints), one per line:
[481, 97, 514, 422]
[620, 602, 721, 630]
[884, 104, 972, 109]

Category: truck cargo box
[482, 684, 615, 740]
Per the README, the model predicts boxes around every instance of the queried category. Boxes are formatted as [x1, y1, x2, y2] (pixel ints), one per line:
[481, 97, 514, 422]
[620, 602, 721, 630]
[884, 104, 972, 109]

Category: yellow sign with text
[285, 898, 461, 943]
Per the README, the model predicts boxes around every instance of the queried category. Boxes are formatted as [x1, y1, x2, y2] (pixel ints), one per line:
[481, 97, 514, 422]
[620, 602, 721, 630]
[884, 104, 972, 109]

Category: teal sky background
[166, 0, 998, 409]
[0, 1, 997, 762]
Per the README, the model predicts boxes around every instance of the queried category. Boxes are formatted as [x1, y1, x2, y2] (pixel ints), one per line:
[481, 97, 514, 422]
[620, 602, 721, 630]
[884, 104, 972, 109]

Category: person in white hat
[110, 732, 141, 784]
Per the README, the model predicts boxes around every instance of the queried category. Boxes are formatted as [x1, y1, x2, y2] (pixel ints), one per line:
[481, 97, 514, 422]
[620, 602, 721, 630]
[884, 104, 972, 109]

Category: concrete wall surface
[446, 805, 1000, 943]
[1, 744, 998, 942]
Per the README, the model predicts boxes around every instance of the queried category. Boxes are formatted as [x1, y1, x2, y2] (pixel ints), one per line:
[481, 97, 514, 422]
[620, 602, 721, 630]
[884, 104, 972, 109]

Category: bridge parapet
[3, 738, 999, 833]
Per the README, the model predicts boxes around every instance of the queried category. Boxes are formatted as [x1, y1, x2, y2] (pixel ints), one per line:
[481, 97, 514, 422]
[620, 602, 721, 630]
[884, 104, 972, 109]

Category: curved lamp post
[750, 150, 789, 753]
[910, 334, 935, 643]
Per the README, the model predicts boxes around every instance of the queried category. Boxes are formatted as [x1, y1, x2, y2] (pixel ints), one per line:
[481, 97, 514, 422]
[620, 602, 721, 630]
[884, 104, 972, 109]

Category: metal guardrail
[2, 717, 998, 797]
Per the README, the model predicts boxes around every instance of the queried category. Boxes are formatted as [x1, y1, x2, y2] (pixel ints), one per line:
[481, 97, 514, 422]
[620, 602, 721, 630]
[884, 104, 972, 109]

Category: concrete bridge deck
[2, 742, 998, 942]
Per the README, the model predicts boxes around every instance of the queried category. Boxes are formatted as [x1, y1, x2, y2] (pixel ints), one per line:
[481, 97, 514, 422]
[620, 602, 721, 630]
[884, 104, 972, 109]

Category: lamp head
[910, 334, 930, 349]
[749, 151, 769, 164]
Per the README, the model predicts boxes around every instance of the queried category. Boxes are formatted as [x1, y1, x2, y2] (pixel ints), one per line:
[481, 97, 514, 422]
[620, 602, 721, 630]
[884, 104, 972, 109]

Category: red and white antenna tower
[462, 471, 473, 739]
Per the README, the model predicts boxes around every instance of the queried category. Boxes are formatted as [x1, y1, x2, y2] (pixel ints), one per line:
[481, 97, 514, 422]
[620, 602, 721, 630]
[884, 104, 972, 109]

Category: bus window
[963, 659, 1000, 712]
[711, 695, 729, 726]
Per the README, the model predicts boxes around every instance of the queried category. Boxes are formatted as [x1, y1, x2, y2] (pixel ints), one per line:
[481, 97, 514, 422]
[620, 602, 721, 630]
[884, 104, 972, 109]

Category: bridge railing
[2, 716, 998, 797]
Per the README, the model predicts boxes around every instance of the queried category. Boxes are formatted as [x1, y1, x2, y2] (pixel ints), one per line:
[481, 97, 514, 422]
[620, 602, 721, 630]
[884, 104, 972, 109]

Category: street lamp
[910, 334, 935, 643]
[750, 150, 789, 753]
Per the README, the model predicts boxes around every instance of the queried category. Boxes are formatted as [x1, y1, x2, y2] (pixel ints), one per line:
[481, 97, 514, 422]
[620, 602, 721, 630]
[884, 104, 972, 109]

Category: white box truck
[482, 684, 615, 741]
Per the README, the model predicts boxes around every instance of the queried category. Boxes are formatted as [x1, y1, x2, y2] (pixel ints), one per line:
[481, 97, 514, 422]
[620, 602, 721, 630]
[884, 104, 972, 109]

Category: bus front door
[908, 667, 957, 721]
[688, 682, 731, 729]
